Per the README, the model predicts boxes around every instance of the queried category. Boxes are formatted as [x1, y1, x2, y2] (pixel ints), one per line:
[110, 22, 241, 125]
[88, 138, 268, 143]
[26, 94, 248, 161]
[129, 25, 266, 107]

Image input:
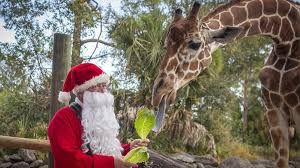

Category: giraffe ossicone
[152, 0, 300, 168]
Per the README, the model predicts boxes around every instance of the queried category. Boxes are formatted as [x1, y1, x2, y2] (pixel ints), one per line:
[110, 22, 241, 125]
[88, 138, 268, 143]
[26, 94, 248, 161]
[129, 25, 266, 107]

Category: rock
[18, 149, 36, 163]
[253, 164, 266, 168]
[204, 165, 217, 168]
[289, 160, 300, 168]
[196, 163, 205, 168]
[9, 154, 22, 162]
[11, 161, 30, 168]
[194, 155, 219, 167]
[30, 160, 43, 168]
[0, 162, 12, 168]
[171, 153, 195, 163]
[2, 155, 10, 162]
[39, 165, 48, 168]
[250, 159, 274, 168]
[219, 157, 253, 168]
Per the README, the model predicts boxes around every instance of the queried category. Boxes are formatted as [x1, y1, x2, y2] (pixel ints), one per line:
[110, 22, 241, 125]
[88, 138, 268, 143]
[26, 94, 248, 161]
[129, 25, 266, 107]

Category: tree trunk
[242, 78, 249, 140]
[71, 13, 82, 66]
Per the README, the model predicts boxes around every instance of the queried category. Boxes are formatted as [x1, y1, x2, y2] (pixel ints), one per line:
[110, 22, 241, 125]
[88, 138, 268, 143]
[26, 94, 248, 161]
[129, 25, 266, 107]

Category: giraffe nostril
[188, 42, 201, 50]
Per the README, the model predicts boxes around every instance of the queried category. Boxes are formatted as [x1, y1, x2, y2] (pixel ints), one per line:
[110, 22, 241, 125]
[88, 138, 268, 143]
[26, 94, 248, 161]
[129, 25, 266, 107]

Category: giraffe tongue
[152, 96, 168, 133]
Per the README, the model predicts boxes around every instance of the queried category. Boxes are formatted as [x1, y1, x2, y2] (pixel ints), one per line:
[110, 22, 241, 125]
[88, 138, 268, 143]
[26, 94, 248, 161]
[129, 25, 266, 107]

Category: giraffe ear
[188, 1, 201, 20]
[173, 8, 183, 22]
[206, 27, 242, 44]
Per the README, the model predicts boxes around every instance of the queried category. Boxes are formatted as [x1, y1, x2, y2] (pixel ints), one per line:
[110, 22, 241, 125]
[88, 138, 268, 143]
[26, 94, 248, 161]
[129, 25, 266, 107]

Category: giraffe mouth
[152, 95, 168, 132]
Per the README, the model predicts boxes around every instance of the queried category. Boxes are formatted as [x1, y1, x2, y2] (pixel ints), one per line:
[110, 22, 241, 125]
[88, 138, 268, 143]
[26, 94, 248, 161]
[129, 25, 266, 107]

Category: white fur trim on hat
[58, 91, 71, 104]
[72, 74, 110, 94]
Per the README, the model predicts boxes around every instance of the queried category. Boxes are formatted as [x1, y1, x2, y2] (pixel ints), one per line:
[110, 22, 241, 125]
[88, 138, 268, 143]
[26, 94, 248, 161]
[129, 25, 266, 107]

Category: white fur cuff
[58, 91, 71, 104]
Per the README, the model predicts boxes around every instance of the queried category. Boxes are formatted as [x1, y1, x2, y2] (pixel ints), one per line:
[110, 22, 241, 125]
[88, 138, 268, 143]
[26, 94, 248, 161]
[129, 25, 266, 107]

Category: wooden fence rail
[0, 135, 50, 152]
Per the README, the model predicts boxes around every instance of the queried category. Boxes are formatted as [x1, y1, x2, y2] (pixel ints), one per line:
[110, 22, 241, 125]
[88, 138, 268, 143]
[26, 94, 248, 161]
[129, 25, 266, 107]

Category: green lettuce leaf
[124, 146, 149, 164]
[134, 108, 156, 139]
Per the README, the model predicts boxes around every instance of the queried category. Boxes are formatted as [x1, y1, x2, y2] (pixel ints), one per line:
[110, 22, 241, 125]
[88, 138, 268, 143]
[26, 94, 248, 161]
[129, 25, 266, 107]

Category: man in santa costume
[48, 63, 149, 168]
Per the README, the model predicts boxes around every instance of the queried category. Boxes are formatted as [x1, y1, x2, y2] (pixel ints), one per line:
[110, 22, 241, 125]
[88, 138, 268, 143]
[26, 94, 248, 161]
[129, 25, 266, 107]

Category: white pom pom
[58, 91, 71, 104]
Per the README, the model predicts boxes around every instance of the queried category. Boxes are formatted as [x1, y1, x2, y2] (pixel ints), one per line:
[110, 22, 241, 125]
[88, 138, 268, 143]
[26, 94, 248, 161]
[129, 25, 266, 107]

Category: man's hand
[130, 139, 150, 149]
[114, 157, 137, 168]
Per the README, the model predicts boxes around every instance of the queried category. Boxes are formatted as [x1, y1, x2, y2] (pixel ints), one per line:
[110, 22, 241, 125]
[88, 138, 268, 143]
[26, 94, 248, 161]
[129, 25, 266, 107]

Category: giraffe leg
[266, 109, 289, 168]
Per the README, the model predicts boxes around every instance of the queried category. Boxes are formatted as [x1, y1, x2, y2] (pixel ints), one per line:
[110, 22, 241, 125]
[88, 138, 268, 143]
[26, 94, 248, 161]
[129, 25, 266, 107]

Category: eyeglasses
[87, 83, 107, 91]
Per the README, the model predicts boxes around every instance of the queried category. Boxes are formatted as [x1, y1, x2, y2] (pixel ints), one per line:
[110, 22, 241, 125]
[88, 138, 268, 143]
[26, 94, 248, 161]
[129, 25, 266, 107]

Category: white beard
[80, 91, 123, 158]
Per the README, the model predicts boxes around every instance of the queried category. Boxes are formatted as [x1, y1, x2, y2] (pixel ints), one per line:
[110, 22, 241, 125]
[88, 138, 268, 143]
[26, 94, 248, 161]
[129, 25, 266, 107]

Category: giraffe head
[152, 2, 241, 110]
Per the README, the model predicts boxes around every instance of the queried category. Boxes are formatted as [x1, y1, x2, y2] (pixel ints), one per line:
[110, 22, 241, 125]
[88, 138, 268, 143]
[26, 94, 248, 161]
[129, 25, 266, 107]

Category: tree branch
[80, 39, 116, 48]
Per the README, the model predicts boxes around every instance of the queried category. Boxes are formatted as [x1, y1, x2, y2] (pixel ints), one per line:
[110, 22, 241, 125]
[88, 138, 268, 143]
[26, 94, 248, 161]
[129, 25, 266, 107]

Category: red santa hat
[58, 63, 110, 104]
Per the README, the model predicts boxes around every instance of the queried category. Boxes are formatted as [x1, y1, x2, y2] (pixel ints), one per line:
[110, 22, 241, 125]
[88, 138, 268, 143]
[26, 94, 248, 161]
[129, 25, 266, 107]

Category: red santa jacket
[48, 106, 130, 168]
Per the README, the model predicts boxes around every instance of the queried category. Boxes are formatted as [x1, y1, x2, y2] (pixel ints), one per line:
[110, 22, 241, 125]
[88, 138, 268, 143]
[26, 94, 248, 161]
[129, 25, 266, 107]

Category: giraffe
[151, 0, 300, 168]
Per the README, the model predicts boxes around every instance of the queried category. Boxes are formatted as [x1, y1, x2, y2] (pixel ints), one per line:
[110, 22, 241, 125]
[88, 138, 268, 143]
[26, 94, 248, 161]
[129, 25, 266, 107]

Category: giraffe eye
[188, 41, 201, 50]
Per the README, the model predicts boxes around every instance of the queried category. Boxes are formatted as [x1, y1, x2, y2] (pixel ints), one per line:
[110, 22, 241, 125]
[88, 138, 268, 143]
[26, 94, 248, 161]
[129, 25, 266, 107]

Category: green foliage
[124, 107, 154, 164]
[124, 147, 149, 164]
[134, 108, 156, 139]
[0, 90, 48, 138]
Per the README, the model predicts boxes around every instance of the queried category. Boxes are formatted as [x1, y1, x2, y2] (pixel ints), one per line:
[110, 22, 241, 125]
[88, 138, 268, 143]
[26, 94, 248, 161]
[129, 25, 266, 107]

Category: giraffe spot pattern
[270, 16, 281, 35]
[184, 72, 195, 80]
[231, 7, 246, 25]
[290, 40, 300, 59]
[266, 16, 278, 34]
[295, 105, 300, 115]
[160, 72, 167, 78]
[264, 51, 277, 65]
[259, 68, 280, 92]
[182, 61, 189, 70]
[190, 60, 199, 71]
[281, 67, 300, 94]
[178, 71, 184, 79]
[202, 57, 212, 67]
[239, 22, 251, 37]
[262, 87, 273, 109]
[260, 16, 269, 33]
[280, 18, 294, 41]
[288, 7, 300, 37]
[247, 0, 262, 19]
[248, 20, 260, 36]
[166, 58, 179, 71]
[212, 14, 219, 20]
[270, 93, 282, 108]
[270, 128, 282, 150]
[207, 21, 220, 29]
[220, 12, 233, 26]
[284, 93, 298, 107]
[169, 74, 175, 80]
[198, 53, 205, 60]
[274, 58, 286, 70]
[278, 0, 290, 17]
[277, 158, 288, 168]
[267, 110, 279, 127]
[279, 148, 288, 158]
[263, 0, 277, 15]
[275, 152, 279, 160]
[282, 103, 291, 117]
[275, 43, 291, 58]
[285, 58, 299, 70]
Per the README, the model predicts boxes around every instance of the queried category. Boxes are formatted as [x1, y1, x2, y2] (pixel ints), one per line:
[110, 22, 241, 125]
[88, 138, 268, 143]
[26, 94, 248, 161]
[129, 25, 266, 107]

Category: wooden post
[49, 33, 71, 168]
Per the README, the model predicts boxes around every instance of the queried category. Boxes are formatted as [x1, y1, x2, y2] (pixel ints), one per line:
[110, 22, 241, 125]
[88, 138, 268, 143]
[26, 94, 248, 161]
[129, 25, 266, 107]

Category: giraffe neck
[202, 0, 300, 51]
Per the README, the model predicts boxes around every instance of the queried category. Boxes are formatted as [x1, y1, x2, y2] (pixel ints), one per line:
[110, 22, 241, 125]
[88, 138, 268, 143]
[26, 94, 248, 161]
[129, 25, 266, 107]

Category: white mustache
[83, 91, 114, 108]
